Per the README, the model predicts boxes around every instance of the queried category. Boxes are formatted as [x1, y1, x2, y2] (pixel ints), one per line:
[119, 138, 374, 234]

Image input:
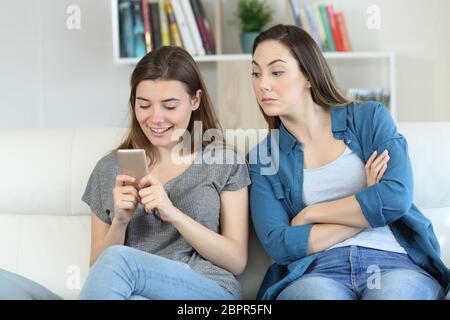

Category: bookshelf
[111, 0, 397, 122]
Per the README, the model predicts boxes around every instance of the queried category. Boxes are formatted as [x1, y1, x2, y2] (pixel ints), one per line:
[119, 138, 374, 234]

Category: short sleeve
[223, 153, 251, 191]
[82, 159, 113, 225]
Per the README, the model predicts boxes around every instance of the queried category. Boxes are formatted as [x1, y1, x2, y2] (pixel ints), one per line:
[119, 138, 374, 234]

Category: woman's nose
[149, 106, 165, 123]
[259, 75, 272, 92]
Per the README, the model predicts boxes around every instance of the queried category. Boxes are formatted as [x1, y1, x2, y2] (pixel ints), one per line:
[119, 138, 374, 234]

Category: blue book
[289, 0, 302, 28]
[305, 4, 322, 50]
[119, 0, 134, 58]
[131, 0, 146, 57]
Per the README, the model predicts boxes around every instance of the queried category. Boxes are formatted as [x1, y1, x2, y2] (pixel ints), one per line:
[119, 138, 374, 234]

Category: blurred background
[0, 0, 449, 129]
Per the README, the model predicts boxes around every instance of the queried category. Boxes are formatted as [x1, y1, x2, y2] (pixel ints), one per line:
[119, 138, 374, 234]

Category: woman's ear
[191, 89, 202, 111]
[305, 80, 312, 89]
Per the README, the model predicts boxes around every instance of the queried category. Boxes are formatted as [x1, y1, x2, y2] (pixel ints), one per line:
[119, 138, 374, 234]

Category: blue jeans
[0, 268, 61, 300]
[79, 245, 236, 300]
[277, 246, 444, 300]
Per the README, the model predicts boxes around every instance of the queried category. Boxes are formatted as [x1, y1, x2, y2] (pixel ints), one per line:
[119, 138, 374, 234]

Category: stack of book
[118, 0, 215, 58]
[288, 1, 352, 52]
[346, 88, 391, 108]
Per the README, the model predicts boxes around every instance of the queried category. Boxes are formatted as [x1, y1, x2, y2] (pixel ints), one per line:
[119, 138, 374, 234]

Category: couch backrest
[397, 123, 450, 209]
[0, 128, 127, 216]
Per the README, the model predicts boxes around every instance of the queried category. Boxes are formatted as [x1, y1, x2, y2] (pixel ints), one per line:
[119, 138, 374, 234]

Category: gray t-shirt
[82, 147, 251, 298]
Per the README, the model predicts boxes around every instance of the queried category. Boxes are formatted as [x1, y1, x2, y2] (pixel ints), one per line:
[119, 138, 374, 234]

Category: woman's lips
[148, 126, 173, 137]
[261, 98, 277, 105]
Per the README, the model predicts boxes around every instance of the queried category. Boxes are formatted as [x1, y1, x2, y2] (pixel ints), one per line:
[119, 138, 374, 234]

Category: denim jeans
[277, 246, 444, 300]
[79, 245, 236, 300]
[0, 268, 61, 300]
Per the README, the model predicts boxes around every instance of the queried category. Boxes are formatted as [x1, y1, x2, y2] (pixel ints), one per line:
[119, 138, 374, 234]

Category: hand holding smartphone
[117, 149, 148, 188]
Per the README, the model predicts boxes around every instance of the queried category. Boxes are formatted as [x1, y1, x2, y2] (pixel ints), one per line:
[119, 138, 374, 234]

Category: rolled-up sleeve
[355, 104, 414, 228]
[249, 165, 313, 265]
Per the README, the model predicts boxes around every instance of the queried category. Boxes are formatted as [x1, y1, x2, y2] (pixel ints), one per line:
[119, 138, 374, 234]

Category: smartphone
[117, 149, 148, 188]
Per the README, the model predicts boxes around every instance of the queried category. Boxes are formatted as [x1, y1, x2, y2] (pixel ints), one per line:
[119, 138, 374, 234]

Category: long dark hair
[252, 24, 351, 129]
[117, 46, 223, 165]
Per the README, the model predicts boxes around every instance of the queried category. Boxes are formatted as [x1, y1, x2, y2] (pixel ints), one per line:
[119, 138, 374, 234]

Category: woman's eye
[140, 105, 150, 109]
[164, 106, 176, 110]
[273, 71, 284, 76]
[251, 72, 261, 78]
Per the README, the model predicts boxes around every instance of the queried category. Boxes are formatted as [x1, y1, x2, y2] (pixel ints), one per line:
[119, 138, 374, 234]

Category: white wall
[0, 0, 449, 129]
[287, 0, 450, 122]
[0, 0, 216, 129]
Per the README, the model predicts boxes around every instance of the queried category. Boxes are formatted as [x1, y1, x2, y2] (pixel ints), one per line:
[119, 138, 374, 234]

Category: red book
[326, 5, 343, 52]
[141, 0, 153, 52]
[190, 0, 212, 54]
[190, 0, 215, 54]
[335, 12, 352, 51]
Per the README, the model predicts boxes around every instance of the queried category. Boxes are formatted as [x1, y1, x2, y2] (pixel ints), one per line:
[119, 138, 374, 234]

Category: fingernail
[383, 149, 388, 154]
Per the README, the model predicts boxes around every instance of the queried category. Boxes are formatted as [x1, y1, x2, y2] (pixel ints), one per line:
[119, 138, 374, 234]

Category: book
[313, 4, 327, 51]
[326, 4, 343, 51]
[180, 0, 205, 55]
[141, 0, 153, 53]
[305, 4, 322, 50]
[299, 7, 311, 36]
[131, 0, 147, 57]
[319, 4, 336, 52]
[346, 88, 391, 107]
[158, 0, 170, 45]
[171, 0, 197, 55]
[190, 0, 211, 54]
[335, 12, 352, 51]
[288, 0, 302, 28]
[150, 1, 162, 49]
[165, 0, 183, 47]
[191, 0, 215, 54]
[119, 0, 135, 57]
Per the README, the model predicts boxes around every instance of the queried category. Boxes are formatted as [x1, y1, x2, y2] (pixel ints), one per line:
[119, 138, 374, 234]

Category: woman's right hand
[113, 175, 140, 225]
[365, 150, 390, 187]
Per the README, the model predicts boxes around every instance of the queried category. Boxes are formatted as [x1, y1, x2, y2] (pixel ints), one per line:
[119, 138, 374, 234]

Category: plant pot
[240, 32, 260, 54]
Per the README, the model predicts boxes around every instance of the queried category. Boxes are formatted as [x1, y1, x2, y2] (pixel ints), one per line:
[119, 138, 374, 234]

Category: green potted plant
[235, 0, 273, 53]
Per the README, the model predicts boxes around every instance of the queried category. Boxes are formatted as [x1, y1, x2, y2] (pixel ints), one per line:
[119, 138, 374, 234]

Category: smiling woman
[79, 46, 251, 300]
[119, 46, 221, 166]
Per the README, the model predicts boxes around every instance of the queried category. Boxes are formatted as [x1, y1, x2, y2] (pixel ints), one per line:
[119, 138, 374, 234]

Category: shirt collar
[278, 122, 298, 154]
[331, 106, 348, 133]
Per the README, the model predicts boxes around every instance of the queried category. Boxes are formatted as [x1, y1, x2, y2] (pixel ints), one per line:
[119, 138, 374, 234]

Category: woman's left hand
[138, 175, 178, 222]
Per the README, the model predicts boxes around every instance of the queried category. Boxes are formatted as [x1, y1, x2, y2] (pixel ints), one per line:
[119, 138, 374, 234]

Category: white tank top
[303, 146, 406, 253]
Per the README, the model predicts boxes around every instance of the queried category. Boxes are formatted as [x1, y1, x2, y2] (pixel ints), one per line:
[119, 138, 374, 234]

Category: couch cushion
[0, 214, 91, 300]
[421, 207, 450, 266]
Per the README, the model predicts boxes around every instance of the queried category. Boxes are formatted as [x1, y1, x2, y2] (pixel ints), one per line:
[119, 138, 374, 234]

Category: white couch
[1, 123, 449, 300]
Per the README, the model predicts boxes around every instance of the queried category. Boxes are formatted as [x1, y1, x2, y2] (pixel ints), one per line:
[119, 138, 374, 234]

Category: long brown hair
[117, 46, 223, 165]
[252, 24, 351, 129]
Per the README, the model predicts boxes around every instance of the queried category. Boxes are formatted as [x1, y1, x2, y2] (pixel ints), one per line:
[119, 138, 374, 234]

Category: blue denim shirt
[248, 101, 450, 299]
